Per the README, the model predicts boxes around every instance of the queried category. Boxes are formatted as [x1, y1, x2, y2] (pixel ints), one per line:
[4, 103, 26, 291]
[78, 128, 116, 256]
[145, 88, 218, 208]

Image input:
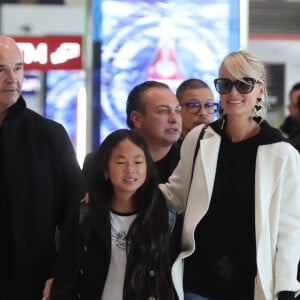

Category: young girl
[50, 129, 176, 300]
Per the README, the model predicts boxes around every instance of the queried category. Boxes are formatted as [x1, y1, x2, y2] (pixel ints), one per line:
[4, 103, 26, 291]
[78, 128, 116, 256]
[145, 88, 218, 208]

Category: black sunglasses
[214, 77, 259, 94]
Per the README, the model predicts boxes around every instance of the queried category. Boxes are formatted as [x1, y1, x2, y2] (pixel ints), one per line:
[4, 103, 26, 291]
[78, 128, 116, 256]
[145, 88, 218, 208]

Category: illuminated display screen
[22, 71, 43, 115]
[15, 36, 82, 71]
[96, 0, 241, 143]
[44, 70, 86, 148]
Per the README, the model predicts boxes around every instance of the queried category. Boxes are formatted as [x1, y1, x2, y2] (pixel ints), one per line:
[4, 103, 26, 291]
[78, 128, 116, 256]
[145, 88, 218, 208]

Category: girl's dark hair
[89, 129, 175, 299]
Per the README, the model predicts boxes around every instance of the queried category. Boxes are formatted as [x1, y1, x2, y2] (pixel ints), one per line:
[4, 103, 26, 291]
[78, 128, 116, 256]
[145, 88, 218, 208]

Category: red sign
[13, 35, 82, 71]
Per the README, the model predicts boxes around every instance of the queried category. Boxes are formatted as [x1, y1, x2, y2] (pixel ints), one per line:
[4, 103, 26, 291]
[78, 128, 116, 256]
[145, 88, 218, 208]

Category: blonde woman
[160, 50, 300, 300]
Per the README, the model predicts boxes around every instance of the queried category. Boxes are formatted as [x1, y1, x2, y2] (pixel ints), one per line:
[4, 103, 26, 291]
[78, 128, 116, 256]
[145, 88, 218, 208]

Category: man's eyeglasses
[214, 77, 259, 94]
[183, 102, 219, 114]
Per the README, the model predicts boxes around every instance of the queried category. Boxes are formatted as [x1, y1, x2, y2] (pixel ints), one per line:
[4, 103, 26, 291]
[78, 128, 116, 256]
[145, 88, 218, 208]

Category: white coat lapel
[255, 146, 283, 244]
[185, 129, 220, 227]
[254, 145, 285, 300]
[201, 131, 220, 202]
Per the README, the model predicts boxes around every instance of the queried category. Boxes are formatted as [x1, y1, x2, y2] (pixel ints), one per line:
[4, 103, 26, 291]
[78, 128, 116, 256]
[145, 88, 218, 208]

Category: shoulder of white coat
[181, 124, 217, 150]
[179, 125, 203, 156]
[182, 124, 206, 145]
[260, 140, 299, 157]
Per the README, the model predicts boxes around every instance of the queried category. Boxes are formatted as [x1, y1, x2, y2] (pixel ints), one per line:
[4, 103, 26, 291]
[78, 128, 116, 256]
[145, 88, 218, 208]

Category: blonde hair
[220, 50, 269, 118]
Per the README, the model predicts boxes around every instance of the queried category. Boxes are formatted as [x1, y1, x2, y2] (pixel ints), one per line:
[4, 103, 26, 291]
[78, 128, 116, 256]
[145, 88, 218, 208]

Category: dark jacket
[51, 198, 180, 300]
[2, 96, 85, 299]
[51, 202, 114, 300]
[288, 127, 300, 153]
[280, 115, 300, 137]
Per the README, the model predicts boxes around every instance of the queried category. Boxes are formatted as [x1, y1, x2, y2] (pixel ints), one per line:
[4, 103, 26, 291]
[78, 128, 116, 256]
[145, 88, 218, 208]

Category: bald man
[0, 35, 85, 299]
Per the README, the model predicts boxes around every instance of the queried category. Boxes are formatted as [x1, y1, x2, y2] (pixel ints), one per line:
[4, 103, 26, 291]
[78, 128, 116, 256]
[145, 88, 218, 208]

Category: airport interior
[1, 0, 300, 165]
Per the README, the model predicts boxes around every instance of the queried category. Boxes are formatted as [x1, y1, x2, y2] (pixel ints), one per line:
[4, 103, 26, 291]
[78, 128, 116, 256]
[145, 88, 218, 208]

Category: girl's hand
[80, 192, 89, 204]
[42, 278, 53, 300]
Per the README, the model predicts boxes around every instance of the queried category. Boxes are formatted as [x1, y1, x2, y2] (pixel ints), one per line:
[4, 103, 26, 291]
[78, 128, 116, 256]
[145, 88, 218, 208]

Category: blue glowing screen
[96, 0, 240, 144]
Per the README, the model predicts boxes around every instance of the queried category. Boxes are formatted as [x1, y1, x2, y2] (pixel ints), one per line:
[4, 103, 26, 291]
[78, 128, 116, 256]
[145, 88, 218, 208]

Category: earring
[253, 98, 263, 125]
[104, 175, 108, 181]
[219, 111, 226, 130]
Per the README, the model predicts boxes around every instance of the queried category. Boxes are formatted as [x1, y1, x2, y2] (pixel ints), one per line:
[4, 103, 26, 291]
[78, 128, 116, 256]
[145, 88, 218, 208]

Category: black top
[280, 115, 300, 153]
[155, 141, 181, 184]
[288, 128, 300, 153]
[2, 96, 84, 299]
[183, 120, 286, 299]
[280, 115, 300, 137]
[0, 126, 14, 281]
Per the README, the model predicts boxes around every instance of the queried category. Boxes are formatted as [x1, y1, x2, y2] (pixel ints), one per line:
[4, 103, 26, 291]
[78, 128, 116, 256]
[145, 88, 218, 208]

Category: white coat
[160, 124, 300, 300]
